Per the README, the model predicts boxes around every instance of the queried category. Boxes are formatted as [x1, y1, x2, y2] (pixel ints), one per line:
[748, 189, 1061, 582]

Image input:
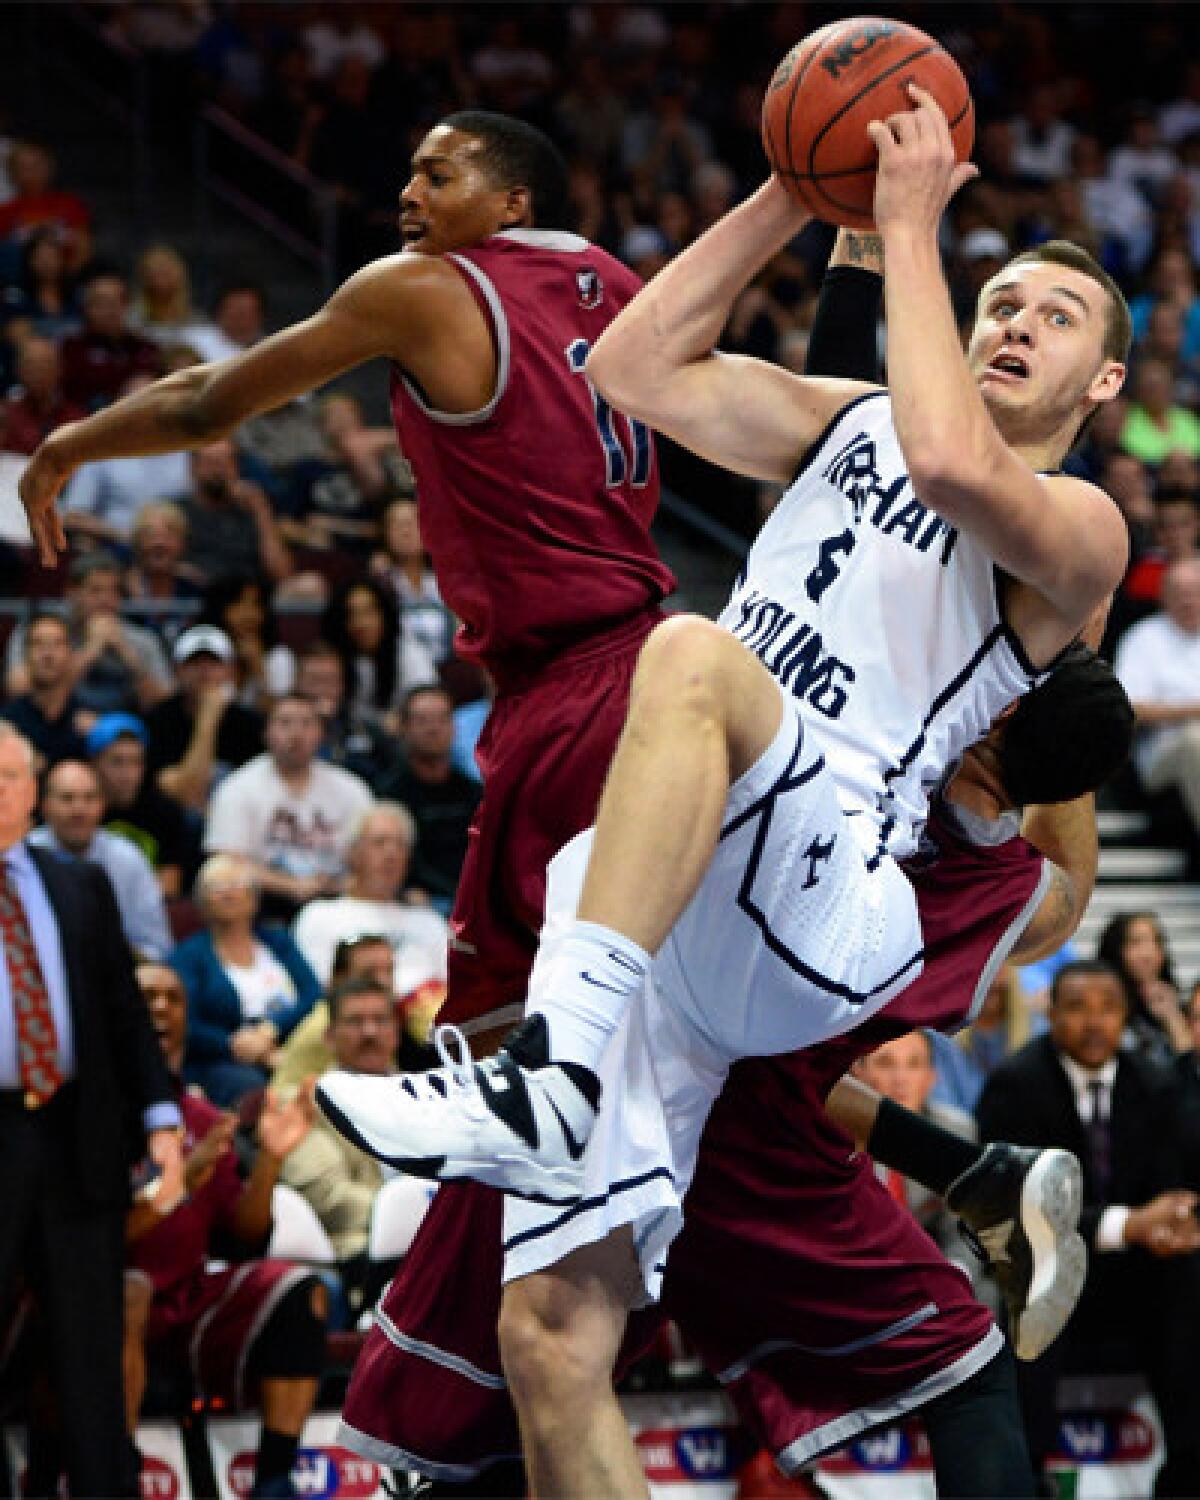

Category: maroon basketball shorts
[135, 1258, 314, 1411]
[338, 1074, 997, 1479]
[441, 606, 662, 1037]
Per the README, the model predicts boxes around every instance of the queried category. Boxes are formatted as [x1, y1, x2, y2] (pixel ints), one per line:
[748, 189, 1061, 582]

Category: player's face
[967, 261, 1124, 437]
[399, 127, 526, 254]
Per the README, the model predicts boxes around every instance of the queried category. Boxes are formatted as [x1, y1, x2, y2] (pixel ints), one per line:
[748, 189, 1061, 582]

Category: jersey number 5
[567, 339, 652, 489]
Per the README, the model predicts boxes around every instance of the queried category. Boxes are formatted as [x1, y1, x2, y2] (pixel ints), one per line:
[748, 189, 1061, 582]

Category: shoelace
[397, 1022, 487, 1114]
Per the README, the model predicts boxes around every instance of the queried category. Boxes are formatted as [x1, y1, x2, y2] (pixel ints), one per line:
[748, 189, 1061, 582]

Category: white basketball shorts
[503, 690, 924, 1301]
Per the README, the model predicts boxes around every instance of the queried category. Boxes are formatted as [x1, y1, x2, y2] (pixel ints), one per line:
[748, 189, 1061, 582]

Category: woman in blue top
[172, 852, 320, 1106]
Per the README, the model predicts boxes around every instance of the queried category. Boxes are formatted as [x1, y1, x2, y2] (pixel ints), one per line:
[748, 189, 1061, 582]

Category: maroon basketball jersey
[390, 230, 676, 680]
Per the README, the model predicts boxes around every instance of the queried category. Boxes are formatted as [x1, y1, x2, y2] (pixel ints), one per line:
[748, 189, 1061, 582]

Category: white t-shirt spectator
[1113, 611, 1200, 777]
[291, 896, 448, 997]
[203, 753, 373, 881]
[225, 942, 299, 1023]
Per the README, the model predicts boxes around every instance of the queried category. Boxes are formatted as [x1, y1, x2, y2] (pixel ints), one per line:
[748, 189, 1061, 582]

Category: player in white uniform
[317, 89, 1131, 1495]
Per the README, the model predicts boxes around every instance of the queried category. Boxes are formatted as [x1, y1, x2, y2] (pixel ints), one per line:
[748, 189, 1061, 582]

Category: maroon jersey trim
[958, 856, 1052, 1028]
[396, 254, 511, 427]
[775, 1328, 1004, 1473]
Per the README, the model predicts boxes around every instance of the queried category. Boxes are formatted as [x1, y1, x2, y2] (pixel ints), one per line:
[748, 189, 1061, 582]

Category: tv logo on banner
[227, 1447, 381, 1498]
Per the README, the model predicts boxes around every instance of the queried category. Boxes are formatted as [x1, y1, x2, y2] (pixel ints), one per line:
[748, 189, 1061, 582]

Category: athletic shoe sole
[315, 1081, 585, 1207]
[1012, 1148, 1086, 1361]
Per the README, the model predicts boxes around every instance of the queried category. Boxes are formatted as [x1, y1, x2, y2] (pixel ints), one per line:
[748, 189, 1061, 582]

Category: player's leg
[829, 1075, 1087, 1360]
[921, 1347, 1035, 1497]
[316, 616, 789, 1200]
[498, 1227, 648, 1499]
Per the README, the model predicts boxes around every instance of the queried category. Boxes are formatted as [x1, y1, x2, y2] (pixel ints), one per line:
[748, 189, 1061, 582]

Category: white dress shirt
[1057, 1051, 1129, 1252]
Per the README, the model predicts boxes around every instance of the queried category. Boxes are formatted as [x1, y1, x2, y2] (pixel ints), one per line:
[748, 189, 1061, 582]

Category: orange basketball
[761, 16, 974, 230]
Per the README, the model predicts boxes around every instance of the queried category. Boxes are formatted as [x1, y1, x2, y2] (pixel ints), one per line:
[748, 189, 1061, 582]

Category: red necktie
[1, 863, 61, 1107]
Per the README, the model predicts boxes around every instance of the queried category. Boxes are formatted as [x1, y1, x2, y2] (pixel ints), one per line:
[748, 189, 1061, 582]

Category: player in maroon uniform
[20, 113, 1102, 1494]
[338, 647, 1133, 1497]
[21, 114, 672, 1046]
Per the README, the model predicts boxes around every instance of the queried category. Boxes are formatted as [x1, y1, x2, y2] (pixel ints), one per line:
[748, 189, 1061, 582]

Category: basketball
[761, 16, 974, 229]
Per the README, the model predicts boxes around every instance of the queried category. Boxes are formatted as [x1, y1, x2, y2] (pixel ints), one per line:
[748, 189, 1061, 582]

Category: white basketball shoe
[315, 1014, 599, 1205]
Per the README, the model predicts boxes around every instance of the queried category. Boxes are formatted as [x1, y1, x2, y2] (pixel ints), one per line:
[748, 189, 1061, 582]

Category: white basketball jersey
[717, 392, 1041, 862]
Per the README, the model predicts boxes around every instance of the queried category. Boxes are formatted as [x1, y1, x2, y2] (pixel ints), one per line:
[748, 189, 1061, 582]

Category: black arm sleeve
[804, 264, 884, 382]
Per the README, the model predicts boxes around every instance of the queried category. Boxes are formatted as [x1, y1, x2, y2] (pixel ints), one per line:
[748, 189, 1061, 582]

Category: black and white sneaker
[315, 1015, 599, 1205]
[948, 1143, 1086, 1361]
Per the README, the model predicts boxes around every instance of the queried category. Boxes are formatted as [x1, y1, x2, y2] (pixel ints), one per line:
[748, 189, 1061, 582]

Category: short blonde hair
[195, 852, 258, 906]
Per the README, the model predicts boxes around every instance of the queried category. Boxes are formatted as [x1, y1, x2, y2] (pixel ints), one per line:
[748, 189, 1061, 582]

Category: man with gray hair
[1115, 556, 1200, 838]
[290, 800, 447, 993]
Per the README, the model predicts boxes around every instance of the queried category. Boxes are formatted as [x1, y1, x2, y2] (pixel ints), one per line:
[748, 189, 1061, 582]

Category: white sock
[527, 921, 651, 1074]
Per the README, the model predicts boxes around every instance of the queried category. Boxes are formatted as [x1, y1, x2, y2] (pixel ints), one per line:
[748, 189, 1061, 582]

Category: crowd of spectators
[9, 0, 1200, 1486]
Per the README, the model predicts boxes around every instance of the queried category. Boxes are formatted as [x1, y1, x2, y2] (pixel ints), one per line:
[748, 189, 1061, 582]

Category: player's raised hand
[18, 434, 74, 567]
[867, 83, 978, 237]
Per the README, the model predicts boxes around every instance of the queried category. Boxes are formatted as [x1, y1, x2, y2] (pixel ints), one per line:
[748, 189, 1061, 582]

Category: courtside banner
[622, 1391, 750, 1497]
[207, 1412, 388, 1500]
[814, 1397, 1163, 1500]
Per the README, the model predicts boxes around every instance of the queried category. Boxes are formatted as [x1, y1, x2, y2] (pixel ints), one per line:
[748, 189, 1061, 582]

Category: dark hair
[400, 681, 454, 719]
[266, 691, 320, 722]
[320, 579, 400, 713]
[1097, 911, 1178, 1025]
[327, 973, 394, 1023]
[213, 279, 266, 314]
[996, 645, 1134, 806]
[330, 933, 393, 982]
[439, 110, 572, 230]
[199, 573, 277, 648]
[1007, 240, 1133, 364]
[1050, 958, 1126, 1006]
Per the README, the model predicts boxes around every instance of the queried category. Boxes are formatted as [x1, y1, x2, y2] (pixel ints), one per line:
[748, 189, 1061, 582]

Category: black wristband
[805, 264, 884, 383]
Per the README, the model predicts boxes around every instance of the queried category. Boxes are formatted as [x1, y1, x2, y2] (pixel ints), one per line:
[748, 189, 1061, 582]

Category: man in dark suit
[977, 959, 1200, 1495]
[0, 722, 183, 1496]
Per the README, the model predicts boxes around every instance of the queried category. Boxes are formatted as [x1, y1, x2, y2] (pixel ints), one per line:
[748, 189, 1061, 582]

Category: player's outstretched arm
[18, 255, 466, 565]
[868, 86, 1126, 632]
[586, 179, 875, 485]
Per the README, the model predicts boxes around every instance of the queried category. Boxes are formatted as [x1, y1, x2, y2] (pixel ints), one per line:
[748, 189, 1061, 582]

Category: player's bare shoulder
[1039, 471, 1130, 593]
[336, 252, 483, 352]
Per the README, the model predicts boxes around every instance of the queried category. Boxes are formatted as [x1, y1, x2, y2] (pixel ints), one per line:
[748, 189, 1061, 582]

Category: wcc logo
[576, 267, 603, 309]
[821, 22, 899, 79]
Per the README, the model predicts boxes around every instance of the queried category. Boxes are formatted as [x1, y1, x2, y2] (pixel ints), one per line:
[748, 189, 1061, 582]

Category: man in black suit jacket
[977, 959, 1200, 1495]
[0, 723, 183, 1496]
